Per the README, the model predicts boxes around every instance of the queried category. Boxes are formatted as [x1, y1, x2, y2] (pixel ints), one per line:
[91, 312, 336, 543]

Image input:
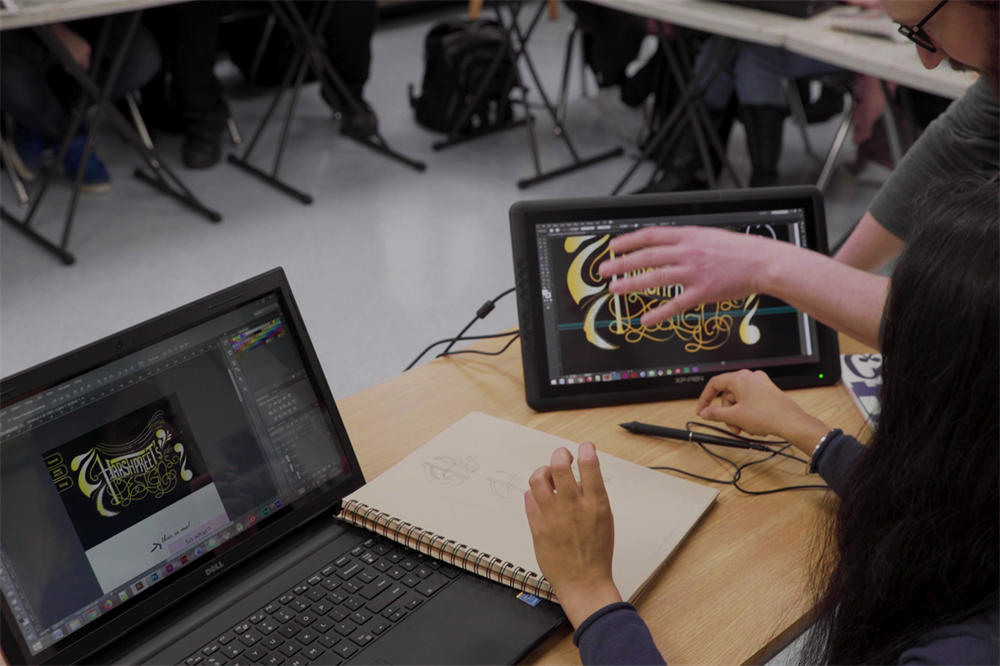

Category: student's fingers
[549, 447, 579, 498]
[598, 246, 684, 279]
[607, 266, 688, 297]
[699, 403, 738, 425]
[528, 466, 556, 509]
[577, 442, 608, 501]
[524, 489, 542, 531]
[609, 227, 684, 254]
[695, 373, 739, 416]
[638, 288, 704, 326]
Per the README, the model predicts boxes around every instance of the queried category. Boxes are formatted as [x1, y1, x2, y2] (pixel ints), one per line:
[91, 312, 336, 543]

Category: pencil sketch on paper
[422, 455, 480, 485]
[487, 471, 529, 499]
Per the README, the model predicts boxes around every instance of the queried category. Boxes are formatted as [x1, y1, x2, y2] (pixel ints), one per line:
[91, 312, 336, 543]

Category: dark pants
[142, 1, 229, 120]
[563, 0, 647, 88]
[222, 0, 378, 99]
[317, 0, 378, 97]
[0, 17, 161, 141]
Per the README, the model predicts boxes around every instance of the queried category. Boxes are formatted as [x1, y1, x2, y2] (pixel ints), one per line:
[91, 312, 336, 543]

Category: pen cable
[648, 422, 828, 495]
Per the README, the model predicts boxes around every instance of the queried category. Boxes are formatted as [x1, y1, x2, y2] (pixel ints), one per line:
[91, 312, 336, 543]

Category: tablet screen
[510, 187, 840, 411]
[536, 210, 818, 386]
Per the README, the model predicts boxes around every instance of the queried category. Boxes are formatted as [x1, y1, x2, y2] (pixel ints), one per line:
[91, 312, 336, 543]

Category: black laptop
[723, 0, 837, 18]
[0, 268, 564, 666]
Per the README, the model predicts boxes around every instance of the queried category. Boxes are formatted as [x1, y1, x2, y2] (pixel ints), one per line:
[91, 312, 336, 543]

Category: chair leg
[878, 79, 903, 167]
[817, 91, 856, 193]
[125, 91, 159, 169]
[1, 138, 31, 208]
[785, 78, 818, 161]
[227, 114, 242, 146]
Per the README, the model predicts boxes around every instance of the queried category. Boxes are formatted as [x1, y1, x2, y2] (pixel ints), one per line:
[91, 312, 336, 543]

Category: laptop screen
[0, 290, 354, 660]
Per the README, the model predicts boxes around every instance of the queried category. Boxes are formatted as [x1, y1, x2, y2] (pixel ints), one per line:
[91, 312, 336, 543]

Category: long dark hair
[804, 177, 1000, 665]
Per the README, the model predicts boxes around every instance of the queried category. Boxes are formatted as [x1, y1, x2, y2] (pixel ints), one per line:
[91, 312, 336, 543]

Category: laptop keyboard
[179, 535, 463, 666]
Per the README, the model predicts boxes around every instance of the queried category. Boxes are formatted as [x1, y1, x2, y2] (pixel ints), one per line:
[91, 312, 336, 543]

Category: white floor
[1, 5, 892, 661]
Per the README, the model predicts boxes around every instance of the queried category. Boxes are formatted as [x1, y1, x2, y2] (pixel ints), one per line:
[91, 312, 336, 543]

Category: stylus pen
[619, 422, 770, 451]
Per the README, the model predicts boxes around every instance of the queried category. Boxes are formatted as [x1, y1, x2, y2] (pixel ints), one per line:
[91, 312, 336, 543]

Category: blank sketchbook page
[344, 412, 718, 602]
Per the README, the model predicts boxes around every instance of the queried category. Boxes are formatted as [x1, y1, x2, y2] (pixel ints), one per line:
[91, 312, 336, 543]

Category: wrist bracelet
[808, 429, 842, 475]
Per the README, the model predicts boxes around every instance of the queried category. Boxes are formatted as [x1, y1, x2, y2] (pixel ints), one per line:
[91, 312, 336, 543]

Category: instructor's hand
[695, 370, 829, 455]
[525, 443, 622, 628]
[598, 226, 781, 326]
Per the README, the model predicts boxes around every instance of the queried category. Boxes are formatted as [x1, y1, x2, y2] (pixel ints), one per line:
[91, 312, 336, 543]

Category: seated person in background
[657, 37, 846, 190]
[592, 0, 998, 349]
[141, 1, 232, 169]
[221, 0, 381, 140]
[0, 18, 161, 192]
[524, 177, 999, 666]
[562, 1, 655, 107]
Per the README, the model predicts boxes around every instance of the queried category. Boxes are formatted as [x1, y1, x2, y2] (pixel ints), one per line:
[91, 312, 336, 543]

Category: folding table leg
[611, 37, 740, 195]
[496, 2, 623, 189]
[1, 139, 30, 208]
[228, 1, 426, 204]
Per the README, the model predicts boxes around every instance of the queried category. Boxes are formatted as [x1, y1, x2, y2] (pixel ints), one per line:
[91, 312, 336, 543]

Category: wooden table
[0, 332, 871, 665]
[338, 332, 874, 665]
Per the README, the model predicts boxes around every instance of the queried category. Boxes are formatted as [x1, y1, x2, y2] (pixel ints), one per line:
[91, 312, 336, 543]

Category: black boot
[181, 100, 228, 170]
[320, 84, 378, 140]
[738, 105, 786, 188]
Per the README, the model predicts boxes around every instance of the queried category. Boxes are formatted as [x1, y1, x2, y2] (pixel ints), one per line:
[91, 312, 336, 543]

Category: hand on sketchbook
[524, 442, 622, 627]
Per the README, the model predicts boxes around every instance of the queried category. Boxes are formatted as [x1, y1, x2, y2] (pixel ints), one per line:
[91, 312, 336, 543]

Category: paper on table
[342, 412, 717, 603]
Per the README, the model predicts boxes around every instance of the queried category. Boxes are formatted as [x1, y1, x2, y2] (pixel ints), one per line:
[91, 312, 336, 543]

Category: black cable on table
[404, 287, 517, 371]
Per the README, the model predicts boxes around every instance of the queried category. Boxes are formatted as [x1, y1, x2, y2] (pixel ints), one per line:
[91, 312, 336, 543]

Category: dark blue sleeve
[573, 602, 667, 666]
[813, 433, 867, 496]
[897, 612, 999, 665]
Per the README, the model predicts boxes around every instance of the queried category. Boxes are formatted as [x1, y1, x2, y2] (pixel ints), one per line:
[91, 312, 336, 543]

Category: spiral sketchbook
[337, 412, 718, 604]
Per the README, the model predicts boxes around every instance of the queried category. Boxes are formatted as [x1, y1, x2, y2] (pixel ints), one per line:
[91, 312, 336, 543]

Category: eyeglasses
[897, 0, 948, 53]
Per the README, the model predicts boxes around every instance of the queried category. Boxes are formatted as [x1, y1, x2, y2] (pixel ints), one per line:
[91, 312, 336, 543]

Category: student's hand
[597, 226, 783, 327]
[51, 23, 92, 71]
[695, 370, 830, 456]
[524, 443, 623, 628]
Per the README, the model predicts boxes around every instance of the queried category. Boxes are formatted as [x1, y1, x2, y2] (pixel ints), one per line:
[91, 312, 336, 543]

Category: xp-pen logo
[204, 562, 225, 577]
[674, 376, 705, 384]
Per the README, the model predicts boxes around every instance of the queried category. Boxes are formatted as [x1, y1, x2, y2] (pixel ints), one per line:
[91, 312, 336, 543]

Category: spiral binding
[338, 499, 556, 602]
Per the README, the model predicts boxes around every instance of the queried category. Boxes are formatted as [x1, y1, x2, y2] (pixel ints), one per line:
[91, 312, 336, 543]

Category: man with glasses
[836, 0, 999, 270]
[595, 0, 998, 352]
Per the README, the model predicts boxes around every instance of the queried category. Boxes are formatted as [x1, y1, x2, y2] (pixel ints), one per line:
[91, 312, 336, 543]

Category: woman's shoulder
[899, 610, 999, 665]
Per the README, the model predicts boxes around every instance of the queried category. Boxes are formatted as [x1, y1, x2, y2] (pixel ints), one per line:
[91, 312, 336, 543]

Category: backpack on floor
[409, 19, 515, 134]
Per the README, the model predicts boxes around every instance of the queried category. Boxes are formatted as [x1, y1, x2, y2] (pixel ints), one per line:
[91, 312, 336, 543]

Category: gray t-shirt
[870, 78, 999, 241]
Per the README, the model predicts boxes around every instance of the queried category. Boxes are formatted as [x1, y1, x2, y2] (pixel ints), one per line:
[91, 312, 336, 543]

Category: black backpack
[409, 20, 515, 134]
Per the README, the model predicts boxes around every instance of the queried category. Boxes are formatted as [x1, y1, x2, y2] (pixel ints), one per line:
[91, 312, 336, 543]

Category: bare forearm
[834, 212, 904, 272]
[759, 243, 888, 349]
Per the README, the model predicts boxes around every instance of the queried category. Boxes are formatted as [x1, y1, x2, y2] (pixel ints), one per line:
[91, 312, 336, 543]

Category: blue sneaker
[9, 126, 48, 182]
[63, 132, 112, 194]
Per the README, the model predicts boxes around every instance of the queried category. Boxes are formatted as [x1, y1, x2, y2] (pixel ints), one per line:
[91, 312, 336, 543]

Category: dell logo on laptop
[204, 562, 225, 577]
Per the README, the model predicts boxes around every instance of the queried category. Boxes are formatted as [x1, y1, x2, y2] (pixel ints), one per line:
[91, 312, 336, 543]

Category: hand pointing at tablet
[597, 225, 889, 350]
[597, 226, 775, 327]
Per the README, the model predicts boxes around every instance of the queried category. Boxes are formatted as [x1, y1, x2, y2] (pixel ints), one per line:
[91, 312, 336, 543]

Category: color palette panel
[231, 318, 285, 357]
